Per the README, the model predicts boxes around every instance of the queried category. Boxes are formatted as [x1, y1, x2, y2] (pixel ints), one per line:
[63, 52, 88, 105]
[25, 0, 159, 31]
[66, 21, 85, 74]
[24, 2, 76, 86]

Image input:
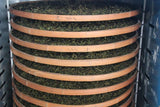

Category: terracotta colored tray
[11, 43, 139, 67]
[13, 57, 137, 82]
[10, 0, 139, 22]
[10, 32, 138, 52]
[13, 82, 134, 107]
[11, 20, 141, 38]
[13, 91, 134, 107]
[120, 91, 134, 107]
[13, 68, 137, 96]
[13, 93, 24, 107]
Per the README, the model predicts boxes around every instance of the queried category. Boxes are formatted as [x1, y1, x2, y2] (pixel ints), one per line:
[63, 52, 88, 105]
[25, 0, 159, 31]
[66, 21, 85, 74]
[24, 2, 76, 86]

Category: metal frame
[0, 0, 12, 107]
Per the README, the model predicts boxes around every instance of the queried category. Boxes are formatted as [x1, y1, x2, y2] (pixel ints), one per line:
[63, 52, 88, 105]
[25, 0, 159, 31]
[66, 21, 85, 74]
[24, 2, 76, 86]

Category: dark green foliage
[13, 42, 137, 59]
[15, 66, 135, 89]
[16, 56, 135, 75]
[15, 80, 130, 105]
[14, 17, 137, 31]
[12, 30, 135, 45]
[13, 0, 135, 15]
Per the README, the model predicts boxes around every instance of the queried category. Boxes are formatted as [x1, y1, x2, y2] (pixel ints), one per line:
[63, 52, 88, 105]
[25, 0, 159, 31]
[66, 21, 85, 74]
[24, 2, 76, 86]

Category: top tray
[10, 0, 140, 22]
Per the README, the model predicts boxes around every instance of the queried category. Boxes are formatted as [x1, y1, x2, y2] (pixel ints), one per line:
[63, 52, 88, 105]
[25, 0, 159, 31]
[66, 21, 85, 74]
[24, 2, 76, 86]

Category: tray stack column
[10, 1, 141, 107]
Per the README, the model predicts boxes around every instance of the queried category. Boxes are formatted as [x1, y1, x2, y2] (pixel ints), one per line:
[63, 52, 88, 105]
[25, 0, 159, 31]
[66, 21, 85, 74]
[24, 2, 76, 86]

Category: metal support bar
[6, 0, 13, 68]
[135, 0, 147, 106]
